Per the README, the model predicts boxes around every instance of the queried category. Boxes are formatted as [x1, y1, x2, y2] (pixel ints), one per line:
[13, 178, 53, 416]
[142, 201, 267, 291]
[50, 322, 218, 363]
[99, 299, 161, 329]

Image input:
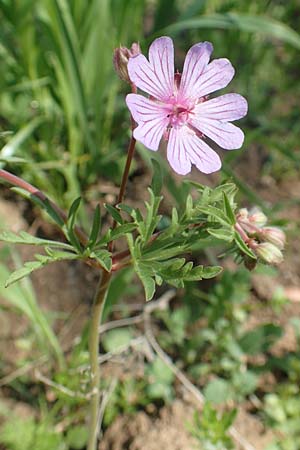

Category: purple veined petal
[167, 127, 192, 175]
[134, 118, 168, 151]
[167, 126, 221, 175]
[148, 37, 174, 98]
[127, 37, 175, 101]
[126, 93, 170, 122]
[195, 94, 248, 122]
[178, 42, 213, 102]
[194, 58, 235, 98]
[126, 93, 170, 151]
[190, 116, 245, 149]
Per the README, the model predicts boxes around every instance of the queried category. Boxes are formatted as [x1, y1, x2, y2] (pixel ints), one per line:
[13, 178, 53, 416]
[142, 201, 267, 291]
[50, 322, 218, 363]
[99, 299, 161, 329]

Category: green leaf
[151, 158, 163, 196]
[41, 198, 66, 227]
[5, 251, 78, 287]
[185, 193, 194, 218]
[207, 227, 235, 242]
[196, 205, 231, 226]
[140, 274, 156, 301]
[182, 265, 222, 281]
[110, 223, 137, 240]
[201, 266, 223, 279]
[204, 378, 233, 404]
[146, 357, 175, 402]
[233, 371, 258, 397]
[212, 183, 238, 202]
[239, 324, 283, 355]
[143, 189, 162, 243]
[105, 204, 123, 224]
[223, 192, 236, 225]
[0, 230, 70, 249]
[102, 328, 134, 352]
[147, 357, 174, 385]
[68, 197, 82, 221]
[135, 262, 155, 301]
[234, 231, 257, 259]
[10, 188, 65, 227]
[5, 252, 78, 287]
[91, 249, 112, 272]
[118, 203, 134, 216]
[87, 204, 101, 249]
[142, 243, 189, 261]
[66, 425, 88, 449]
[66, 197, 82, 251]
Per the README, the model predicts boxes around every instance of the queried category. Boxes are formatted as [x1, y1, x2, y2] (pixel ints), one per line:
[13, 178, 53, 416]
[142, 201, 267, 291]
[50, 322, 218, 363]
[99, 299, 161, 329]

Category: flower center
[167, 103, 193, 127]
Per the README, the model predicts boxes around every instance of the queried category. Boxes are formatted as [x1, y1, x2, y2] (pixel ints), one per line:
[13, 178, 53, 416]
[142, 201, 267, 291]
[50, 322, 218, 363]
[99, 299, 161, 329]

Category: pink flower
[126, 37, 248, 175]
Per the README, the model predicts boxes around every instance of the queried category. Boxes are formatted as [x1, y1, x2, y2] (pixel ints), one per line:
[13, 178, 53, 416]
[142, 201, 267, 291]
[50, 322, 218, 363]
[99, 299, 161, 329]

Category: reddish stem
[108, 84, 137, 254]
[235, 222, 258, 250]
[0, 168, 88, 246]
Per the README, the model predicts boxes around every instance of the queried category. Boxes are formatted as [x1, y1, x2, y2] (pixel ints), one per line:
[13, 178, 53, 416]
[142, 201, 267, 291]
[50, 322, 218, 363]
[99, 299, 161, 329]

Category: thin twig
[97, 378, 118, 440]
[99, 314, 143, 333]
[34, 369, 91, 400]
[0, 356, 47, 387]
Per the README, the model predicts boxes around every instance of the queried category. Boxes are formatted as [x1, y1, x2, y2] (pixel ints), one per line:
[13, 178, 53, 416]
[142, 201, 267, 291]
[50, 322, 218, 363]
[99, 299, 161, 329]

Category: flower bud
[236, 208, 249, 221]
[255, 242, 283, 265]
[244, 255, 257, 271]
[113, 43, 141, 83]
[248, 208, 268, 228]
[258, 227, 286, 250]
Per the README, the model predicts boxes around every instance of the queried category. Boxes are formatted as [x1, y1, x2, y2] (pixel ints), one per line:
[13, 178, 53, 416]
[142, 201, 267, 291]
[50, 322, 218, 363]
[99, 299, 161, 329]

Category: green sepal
[234, 231, 257, 259]
[223, 192, 236, 225]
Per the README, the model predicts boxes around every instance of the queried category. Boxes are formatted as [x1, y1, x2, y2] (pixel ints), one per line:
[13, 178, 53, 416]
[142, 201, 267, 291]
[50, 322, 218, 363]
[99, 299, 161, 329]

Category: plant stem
[108, 84, 137, 253]
[87, 269, 112, 450]
[117, 132, 136, 206]
[87, 85, 137, 448]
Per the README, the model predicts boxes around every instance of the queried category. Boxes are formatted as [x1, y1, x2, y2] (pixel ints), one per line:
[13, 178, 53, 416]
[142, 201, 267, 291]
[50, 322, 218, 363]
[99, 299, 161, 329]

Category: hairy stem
[87, 270, 112, 450]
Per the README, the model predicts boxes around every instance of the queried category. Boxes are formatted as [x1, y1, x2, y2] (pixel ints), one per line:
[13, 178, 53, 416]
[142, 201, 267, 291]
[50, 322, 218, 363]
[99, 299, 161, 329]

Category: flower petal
[194, 58, 235, 98]
[195, 94, 248, 122]
[126, 94, 169, 151]
[190, 117, 244, 149]
[178, 42, 213, 101]
[167, 128, 191, 175]
[127, 37, 174, 101]
[167, 127, 221, 175]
